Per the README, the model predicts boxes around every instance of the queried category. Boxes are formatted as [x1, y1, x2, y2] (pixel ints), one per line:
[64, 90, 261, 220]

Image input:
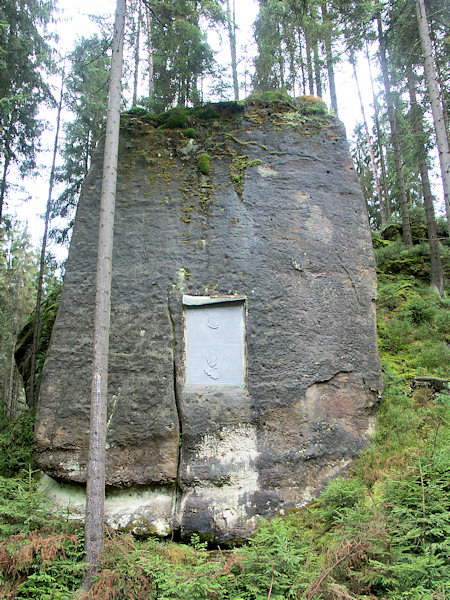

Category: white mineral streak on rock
[181, 424, 259, 535]
[41, 473, 174, 535]
[257, 164, 278, 177]
[305, 205, 332, 243]
[61, 456, 83, 478]
[293, 191, 310, 204]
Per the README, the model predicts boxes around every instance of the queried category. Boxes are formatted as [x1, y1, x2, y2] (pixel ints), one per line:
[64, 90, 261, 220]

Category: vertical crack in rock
[335, 250, 362, 306]
[167, 296, 183, 521]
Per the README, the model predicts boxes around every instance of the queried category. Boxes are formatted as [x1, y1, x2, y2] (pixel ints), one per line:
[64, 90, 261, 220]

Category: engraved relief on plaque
[184, 298, 246, 386]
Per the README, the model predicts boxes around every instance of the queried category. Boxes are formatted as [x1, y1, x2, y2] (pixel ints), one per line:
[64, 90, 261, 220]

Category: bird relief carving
[204, 350, 219, 380]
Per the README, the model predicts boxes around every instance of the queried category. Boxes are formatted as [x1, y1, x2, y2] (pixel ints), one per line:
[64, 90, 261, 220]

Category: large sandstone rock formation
[36, 99, 382, 542]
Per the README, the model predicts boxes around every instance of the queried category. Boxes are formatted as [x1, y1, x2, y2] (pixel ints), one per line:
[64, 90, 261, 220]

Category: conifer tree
[0, 0, 54, 223]
[415, 0, 450, 234]
[83, 0, 126, 587]
[52, 35, 110, 244]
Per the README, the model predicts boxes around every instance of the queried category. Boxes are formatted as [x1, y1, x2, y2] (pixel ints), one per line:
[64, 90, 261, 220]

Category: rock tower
[36, 97, 383, 541]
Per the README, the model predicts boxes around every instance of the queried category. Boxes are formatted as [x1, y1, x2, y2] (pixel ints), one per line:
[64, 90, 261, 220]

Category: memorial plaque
[184, 297, 246, 386]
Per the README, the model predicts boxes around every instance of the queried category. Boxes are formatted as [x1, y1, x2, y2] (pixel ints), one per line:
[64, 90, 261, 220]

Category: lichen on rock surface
[34, 98, 382, 542]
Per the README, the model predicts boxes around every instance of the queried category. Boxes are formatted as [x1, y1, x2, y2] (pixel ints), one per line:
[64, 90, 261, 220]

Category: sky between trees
[5, 0, 398, 257]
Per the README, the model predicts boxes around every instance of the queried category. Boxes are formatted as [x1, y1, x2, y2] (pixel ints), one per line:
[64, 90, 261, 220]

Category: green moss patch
[197, 153, 211, 176]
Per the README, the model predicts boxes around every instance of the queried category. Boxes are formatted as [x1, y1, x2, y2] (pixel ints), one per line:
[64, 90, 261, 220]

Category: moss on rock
[197, 153, 211, 176]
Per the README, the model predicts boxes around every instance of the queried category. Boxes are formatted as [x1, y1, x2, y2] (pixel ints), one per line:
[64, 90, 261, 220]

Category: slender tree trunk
[0, 111, 15, 224]
[377, 16, 412, 246]
[416, 0, 450, 235]
[276, 22, 285, 89]
[321, 2, 337, 114]
[350, 52, 386, 225]
[226, 0, 239, 101]
[132, 0, 141, 106]
[304, 28, 314, 95]
[406, 67, 444, 295]
[297, 28, 306, 95]
[313, 40, 322, 98]
[366, 42, 391, 220]
[145, 4, 154, 104]
[429, 22, 450, 143]
[0, 154, 10, 225]
[83, 0, 126, 589]
[29, 72, 64, 408]
[7, 293, 21, 420]
[85, 129, 91, 175]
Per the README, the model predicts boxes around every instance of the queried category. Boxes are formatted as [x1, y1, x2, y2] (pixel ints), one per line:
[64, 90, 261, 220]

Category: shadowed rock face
[36, 101, 382, 542]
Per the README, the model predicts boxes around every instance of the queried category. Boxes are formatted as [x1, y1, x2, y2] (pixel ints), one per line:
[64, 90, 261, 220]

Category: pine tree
[415, 0, 450, 234]
[83, 0, 126, 588]
[52, 35, 110, 244]
[0, 221, 38, 417]
[0, 0, 54, 223]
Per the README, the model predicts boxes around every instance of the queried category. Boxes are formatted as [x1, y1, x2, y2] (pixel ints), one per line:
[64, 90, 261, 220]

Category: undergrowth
[0, 243, 448, 599]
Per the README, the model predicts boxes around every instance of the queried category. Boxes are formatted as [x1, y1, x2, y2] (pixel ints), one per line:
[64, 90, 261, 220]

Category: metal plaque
[184, 300, 246, 386]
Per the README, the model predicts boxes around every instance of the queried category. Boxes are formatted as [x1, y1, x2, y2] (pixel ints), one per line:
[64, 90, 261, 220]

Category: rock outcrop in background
[35, 97, 383, 542]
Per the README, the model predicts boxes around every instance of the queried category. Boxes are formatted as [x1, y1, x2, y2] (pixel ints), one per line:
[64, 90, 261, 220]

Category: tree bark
[7, 291, 21, 420]
[83, 0, 126, 589]
[350, 52, 386, 225]
[28, 72, 64, 408]
[0, 113, 14, 224]
[0, 153, 10, 225]
[145, 3, 154, 104]
[304, 28, 314, 95]
[377, 16, 412, 246]
[366, 42, 391, 220]
[313, 39, 322, 98]
[132, 0, 141, 106]
[416, 0, 450, 235]
[226, 0, 239, 101]
[297, 28, 306, 95]
[406, 67, 444, 295]
[320, 2, 337, 115]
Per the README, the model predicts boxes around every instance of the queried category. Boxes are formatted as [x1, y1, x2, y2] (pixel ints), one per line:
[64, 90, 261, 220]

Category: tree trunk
[276, 21, 285, 89]
[132, 0, 141, 106]
[226, 0, 239, 101]
[304, 28, 314, 95]
[366, 42, 391, 220]
[145, 3, 154, 104]
[320, 2, 337, 115]
[429, 21, 450, 143]
[7, 295, 21, 420]
[297, 28, 306, 95]
[313, 39, 322, 98]
[83, 0, 126, 589]
[350, 52, 386, 225]
[377, 16, 412, 246]
[29, 72, 64, 408]
[0, 153, 10, 225]
[406, 67, 444, 295]
[416, 0, 450, 235]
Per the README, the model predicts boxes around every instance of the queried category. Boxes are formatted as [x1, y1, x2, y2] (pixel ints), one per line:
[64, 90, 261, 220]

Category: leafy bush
[296, 94, 328, 115]
[158, 107, 188, 129]
[182, 127, 197, 138]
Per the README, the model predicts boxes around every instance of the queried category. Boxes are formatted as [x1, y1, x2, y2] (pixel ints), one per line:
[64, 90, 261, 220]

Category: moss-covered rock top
[120, 93, 341, 141]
